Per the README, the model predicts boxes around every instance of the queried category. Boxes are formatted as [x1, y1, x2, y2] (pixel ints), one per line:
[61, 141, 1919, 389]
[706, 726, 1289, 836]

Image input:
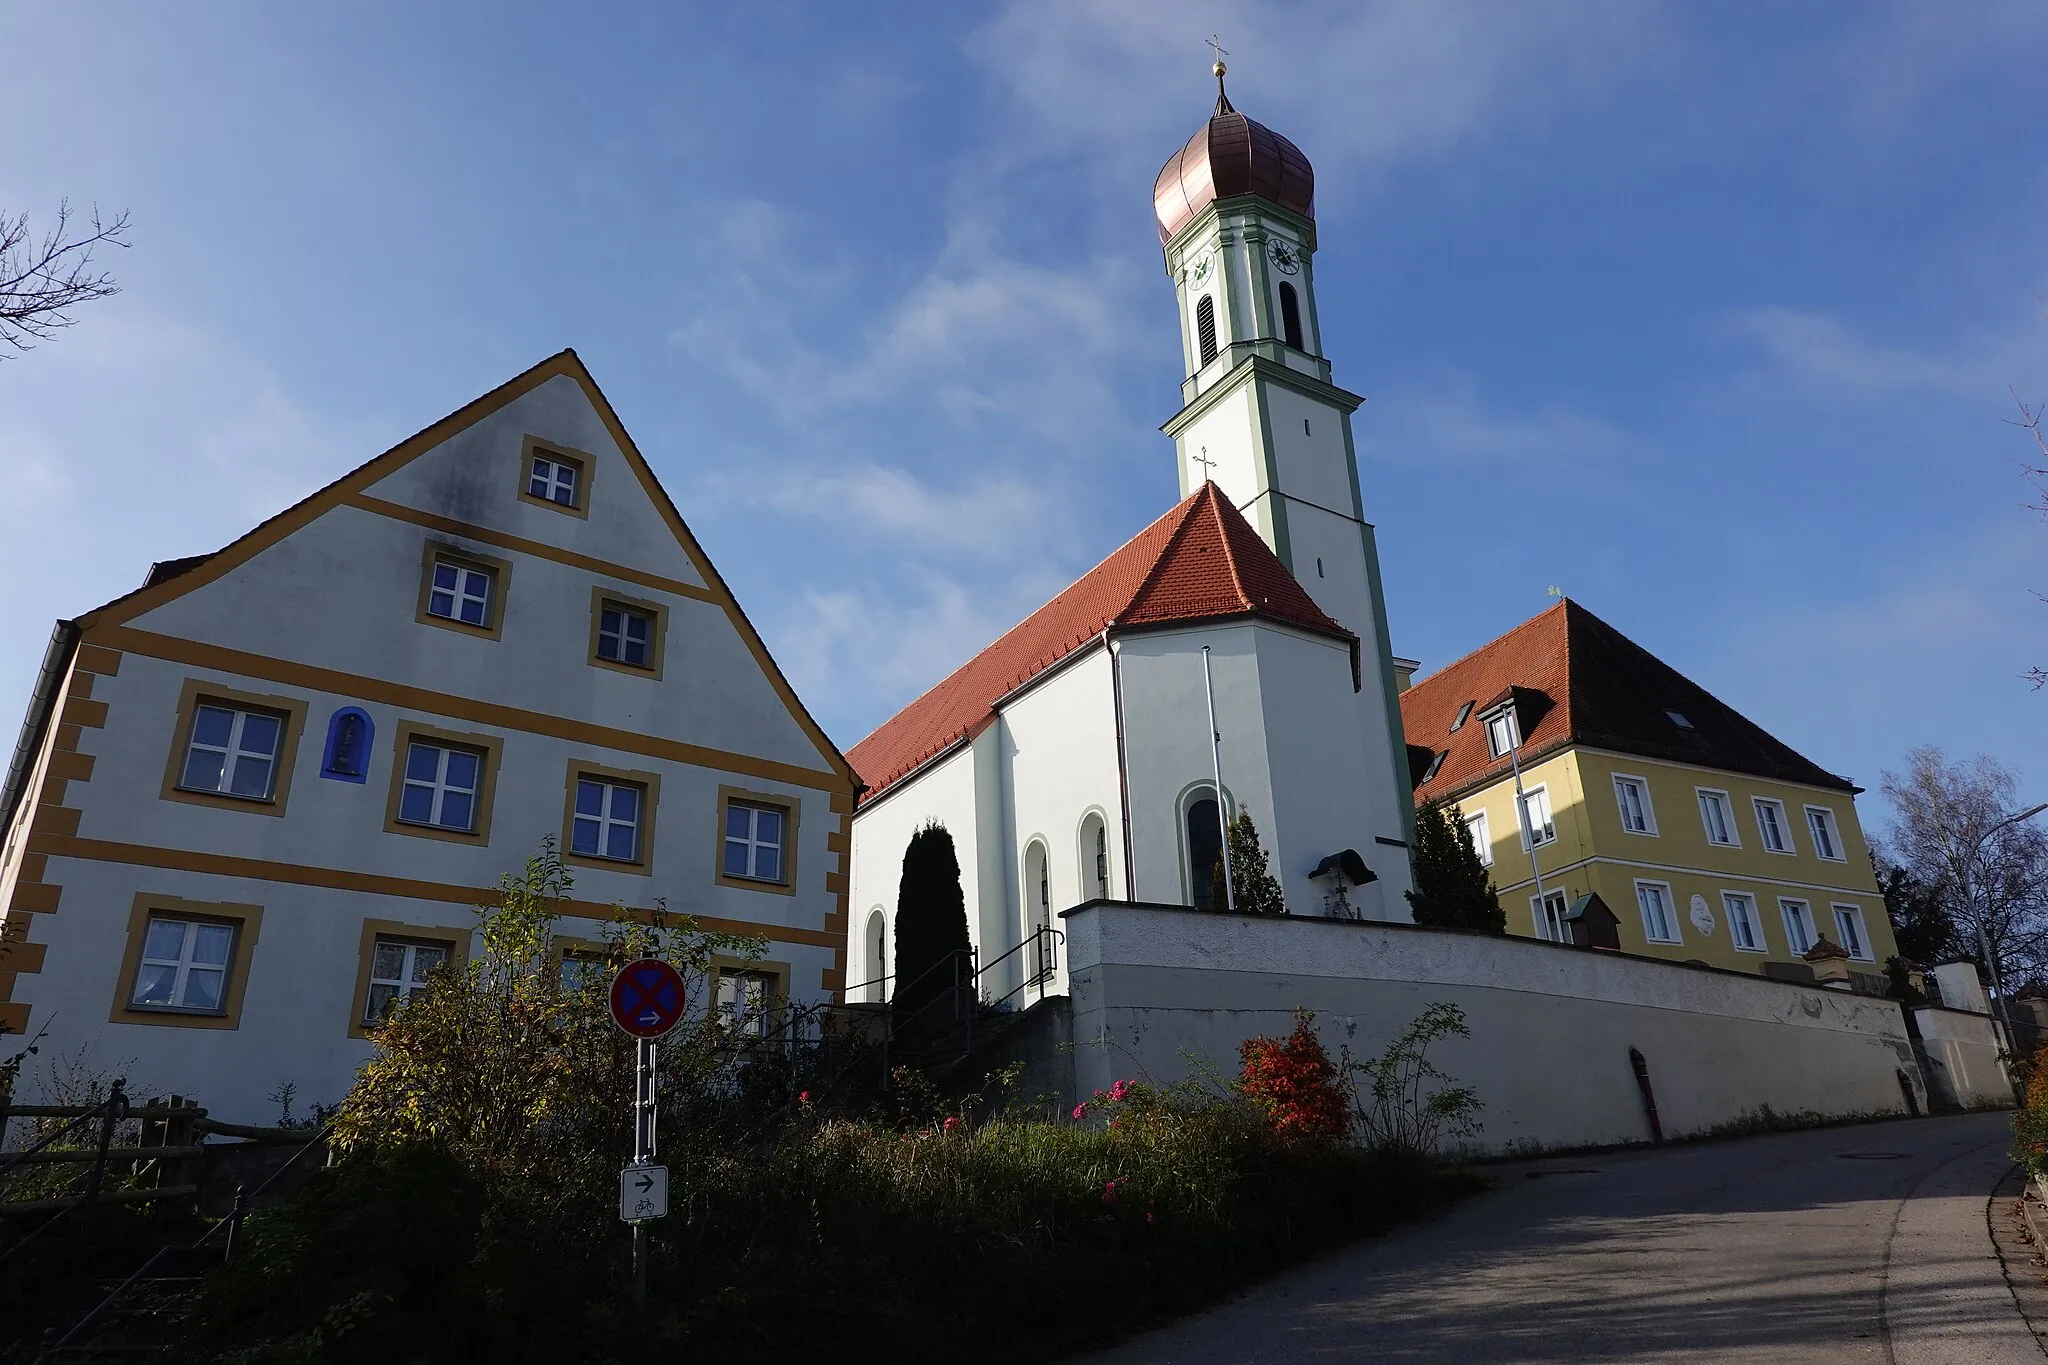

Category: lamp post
[1962, 801, 2047, 1055]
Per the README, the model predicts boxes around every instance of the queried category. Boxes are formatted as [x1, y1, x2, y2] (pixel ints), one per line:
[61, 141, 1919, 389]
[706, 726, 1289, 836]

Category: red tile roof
[849, 483, 1352, 801]
[1400, 599, 1854, 803]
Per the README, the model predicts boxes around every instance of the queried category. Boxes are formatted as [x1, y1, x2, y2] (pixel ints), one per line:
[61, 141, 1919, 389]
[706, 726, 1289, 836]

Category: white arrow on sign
[619, 1162, 668, 1223]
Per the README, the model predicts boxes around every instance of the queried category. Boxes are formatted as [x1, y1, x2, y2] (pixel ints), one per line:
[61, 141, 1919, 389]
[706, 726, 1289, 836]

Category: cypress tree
[1209, 809, 1289, 916]
[1406, 798, 1506, 933]
[892, 820, 971, 1016]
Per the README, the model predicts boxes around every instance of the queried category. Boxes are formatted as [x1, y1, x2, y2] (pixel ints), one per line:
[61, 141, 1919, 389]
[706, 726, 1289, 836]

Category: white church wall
[1260, 383, 1356, 519]
[1064, 903, 1949, 1156]
[846, 743, 983, 1000]
[1115, 625, 1276, 908]
[1172, 387, 1264, 513]
[1249, 625, 1413, 918]
[1910, 1005, 2012, 1111]
[992, 649, 1123, 1000]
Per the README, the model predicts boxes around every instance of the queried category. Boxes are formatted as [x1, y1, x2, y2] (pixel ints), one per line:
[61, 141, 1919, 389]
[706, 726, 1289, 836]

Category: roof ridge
[1109, 487, 1209, 627]
[1404, 598, 1569, 697]
[1204, 484, 1258, 614]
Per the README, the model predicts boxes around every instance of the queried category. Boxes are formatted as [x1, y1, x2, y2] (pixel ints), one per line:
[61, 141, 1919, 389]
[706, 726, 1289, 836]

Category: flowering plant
[1238, 1010, 1349, 1140]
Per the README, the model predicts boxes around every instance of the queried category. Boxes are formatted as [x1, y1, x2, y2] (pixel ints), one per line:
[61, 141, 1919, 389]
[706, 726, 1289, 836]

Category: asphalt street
[1080, 1111, 2037, 1364]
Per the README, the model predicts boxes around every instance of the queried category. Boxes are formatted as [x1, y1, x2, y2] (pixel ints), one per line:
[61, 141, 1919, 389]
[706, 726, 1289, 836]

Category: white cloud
[1356, 379, 1632, 469]
[751, 463, 1059, 562]
[1726, 307, 1986, 397]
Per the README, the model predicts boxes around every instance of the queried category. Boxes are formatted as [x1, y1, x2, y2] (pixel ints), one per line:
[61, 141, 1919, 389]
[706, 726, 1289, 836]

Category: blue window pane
[229, 754, 274, 798]
[755, 809, 783, 846]
[182, 967, 224, 1011]
[575, 780, 604, 817]
[553, 480, 573, 506]
[239, 713, 281, 758]
[726, 806, 750, 840]
[723, 839, 749, 878]
[606, 823, 636, 861]
[571, 815, 600, 857]
[191, 923, 234, 966]
[182, 749, 225, 792]
[444, 750, 479, 791]
[405, 743, 441, 782]
[428, 589, 455, 618]
[601, 608, 622, 636]
[458, 596, 486, 626]
[433, 563, 458, 590]
[399, 784, 435, 824]
[611, 787, 638, 822]
[439, 791, 474, 831]
[754, 846, 782, 883]
[623, 637, 647, 667]
[624, 615, 648, 643]
[192, 706, 234, 748]
[143, 919, 187, 961]
[132, 963, 177, 1005]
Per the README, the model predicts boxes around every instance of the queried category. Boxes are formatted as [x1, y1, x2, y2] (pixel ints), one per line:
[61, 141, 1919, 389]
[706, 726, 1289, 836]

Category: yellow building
[1400, 600, 1896, 987]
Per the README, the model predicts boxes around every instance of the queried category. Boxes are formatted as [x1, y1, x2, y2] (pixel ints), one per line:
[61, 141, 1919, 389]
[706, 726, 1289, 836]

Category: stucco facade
[0, 352, 859, 1120]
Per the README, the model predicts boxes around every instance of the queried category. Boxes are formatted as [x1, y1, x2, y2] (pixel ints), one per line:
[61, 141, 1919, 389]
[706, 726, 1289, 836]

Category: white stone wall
[1911, 1005, 2012, 1111]
[1064, 903, 1956, 1155]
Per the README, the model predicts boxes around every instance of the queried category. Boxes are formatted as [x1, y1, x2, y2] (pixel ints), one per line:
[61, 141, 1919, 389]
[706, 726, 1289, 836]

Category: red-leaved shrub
[1238, 1010, 1349, 1139]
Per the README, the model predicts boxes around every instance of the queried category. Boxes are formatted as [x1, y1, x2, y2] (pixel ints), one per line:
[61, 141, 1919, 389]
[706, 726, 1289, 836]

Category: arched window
[1187, 795, 1223, 911]
[1023, 841, 1052, 985]
[1279, 282, 1304, 351]
[320, 707, 374, 783]
[1195, 295, 1218, 366]
[865, 909, 887, 1003]
[1079, 814, 1109, 901]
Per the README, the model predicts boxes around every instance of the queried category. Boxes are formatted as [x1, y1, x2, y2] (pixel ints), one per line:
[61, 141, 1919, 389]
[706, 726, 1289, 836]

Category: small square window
[572, 776, 643, 863]
[598, 605, 653, 668]
[179, 703, 284, 801]
[427, 558, 493, 627]
[1484, 708, 1520, 759]
[363, 936, 450, 1025]
[518, 437, 594, 517]
[399, 740, 482, 832]
[724, 802, 786, 883]
[529, 454, 579, 508]
[131, 915, 236, 1014]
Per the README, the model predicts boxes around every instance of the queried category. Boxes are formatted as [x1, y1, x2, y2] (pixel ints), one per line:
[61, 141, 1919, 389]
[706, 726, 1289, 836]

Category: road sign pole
[633, 1033, 653, 1307]
[611, 954, 679, 1310]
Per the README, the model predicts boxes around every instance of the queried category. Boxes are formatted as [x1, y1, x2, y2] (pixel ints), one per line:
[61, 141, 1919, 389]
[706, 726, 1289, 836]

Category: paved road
[1082, 1111, 2038, 1364]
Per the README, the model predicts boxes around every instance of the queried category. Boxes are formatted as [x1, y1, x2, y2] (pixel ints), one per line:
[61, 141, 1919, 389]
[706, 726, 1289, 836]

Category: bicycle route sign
[609, 959, 686, 1039]
[620, 1163, 668, 1223]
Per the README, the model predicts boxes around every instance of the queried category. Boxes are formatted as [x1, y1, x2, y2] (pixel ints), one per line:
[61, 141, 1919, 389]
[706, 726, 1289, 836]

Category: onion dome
[1153, 64, 1316, 245]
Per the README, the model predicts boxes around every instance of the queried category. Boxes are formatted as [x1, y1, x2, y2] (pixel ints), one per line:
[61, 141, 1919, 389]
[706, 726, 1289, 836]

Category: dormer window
[1450, 701, 1475, 733]
[1420, 750, 1447, 784]
[1484, 707, 1520, 759]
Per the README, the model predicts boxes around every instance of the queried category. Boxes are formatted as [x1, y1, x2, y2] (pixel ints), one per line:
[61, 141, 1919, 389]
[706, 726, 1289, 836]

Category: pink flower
[943, 1116, 961, 1133]
[798, 1091, 812, 1105]
[1093, 1089, 1106, 1100]
[1072, 1104, 1087, 1120]
[1101, 1180, 1118, 1205]
[1109, 1079, 1131, 1102]
[1108, 1118, 1120, 1131]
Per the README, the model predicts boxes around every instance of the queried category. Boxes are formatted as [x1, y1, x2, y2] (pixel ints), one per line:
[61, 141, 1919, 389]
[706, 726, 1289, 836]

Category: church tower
[1153, 63, 1413, 838]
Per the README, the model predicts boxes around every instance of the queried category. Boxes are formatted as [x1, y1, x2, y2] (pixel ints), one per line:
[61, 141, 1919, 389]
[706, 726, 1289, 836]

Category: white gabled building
[0, 350, 861, 1120]
[845, 71, 1417, 1007]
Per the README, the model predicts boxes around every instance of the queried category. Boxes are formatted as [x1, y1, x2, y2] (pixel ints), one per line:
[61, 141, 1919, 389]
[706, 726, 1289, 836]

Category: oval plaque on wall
[1689, 893, 1716, 937]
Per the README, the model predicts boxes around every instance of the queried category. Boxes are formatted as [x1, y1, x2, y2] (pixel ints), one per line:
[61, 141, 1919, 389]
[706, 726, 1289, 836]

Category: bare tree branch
[0, 200, 132, 355]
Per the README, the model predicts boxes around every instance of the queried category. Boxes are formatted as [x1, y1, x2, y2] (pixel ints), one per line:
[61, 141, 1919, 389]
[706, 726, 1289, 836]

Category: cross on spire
[1192, 446, 1219, 483]
[1206, 35, 1233, 114]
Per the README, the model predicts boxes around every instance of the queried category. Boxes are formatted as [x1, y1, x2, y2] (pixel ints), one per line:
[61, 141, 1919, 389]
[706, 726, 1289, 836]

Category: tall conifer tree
[1209, 809, 1289, 916]
[1406, 798, 1506, 933]
[892, 820, 971, 1016]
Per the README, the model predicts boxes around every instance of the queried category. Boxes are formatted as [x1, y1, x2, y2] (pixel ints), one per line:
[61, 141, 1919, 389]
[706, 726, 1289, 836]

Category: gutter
[1, 621, 80, 837]
[1105, 629, 1136, 899]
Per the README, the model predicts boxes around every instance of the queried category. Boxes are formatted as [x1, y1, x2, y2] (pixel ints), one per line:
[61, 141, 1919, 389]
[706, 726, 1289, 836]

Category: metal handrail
[0, 1080, 127, 1271]
[983, 926, 1064, 1012]
[0, 1107, 103, 1182]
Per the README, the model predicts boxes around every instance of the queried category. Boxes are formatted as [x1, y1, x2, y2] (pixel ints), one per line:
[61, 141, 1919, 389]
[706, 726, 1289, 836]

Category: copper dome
[1152, 83, 1315, 246]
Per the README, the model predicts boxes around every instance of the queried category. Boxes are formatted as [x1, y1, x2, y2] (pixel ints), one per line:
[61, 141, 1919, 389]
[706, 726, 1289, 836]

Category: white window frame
[1752, 797, 1794, 855]
[1722, 891, 1767, 954]
[596, 602, 654, 668]
[716, 969, 778, 1039]
[1518, 784, 1556, 849]
[723, 801, 787, 884]
[426, 557, 494, 628]
[130, 914, 237, 1014]
[1612, 774, 1657, 836]
[528, 453, 580, 507]
[1805, 805, 1845, 862]
[1462, 809, 1493, 867]
[1484, 707, 1521, 759]
[1832, 904, 1874, 962]
[1530, 889, 1569, 943]
[363, 936, 450, 1025]
[572, 777, 643, 863]
[398, 740, 482, 832]
[178, 703, 285, 801]
[1780, 898, 1816, 955]
[1696, 787, 1740, 847]
[1635, 879, 1682, 945]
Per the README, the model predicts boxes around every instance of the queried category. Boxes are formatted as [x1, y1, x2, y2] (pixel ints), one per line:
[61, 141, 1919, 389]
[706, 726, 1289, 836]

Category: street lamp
[1964, 801, 2047, 1054]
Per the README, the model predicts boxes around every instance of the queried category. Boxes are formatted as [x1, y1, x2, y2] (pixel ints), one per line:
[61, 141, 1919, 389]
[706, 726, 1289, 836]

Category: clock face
[1268, 240, 1301, 275]
[1190, 254, 1214, 286]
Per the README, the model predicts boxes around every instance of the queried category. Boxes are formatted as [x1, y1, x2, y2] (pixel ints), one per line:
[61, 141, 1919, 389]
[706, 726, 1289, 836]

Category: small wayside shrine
[844, 61, 1417, 1007]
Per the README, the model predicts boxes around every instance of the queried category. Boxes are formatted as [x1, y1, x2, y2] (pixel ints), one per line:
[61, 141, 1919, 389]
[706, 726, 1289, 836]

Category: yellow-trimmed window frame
[109, 893, 264, 1030]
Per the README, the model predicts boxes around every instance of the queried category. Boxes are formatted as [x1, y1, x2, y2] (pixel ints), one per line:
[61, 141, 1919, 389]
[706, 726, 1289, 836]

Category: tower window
[1279, 281, 1304, 350]
[1303, 419, 1311, 436]
[1196, 296, 1218, 366]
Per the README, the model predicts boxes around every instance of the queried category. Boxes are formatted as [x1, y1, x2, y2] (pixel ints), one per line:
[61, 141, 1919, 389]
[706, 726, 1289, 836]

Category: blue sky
[5, 1, 2046, 836]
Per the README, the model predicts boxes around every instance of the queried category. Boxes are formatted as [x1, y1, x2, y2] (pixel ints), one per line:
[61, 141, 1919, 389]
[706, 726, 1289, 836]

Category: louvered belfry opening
[1196, 295, 1218, 366]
